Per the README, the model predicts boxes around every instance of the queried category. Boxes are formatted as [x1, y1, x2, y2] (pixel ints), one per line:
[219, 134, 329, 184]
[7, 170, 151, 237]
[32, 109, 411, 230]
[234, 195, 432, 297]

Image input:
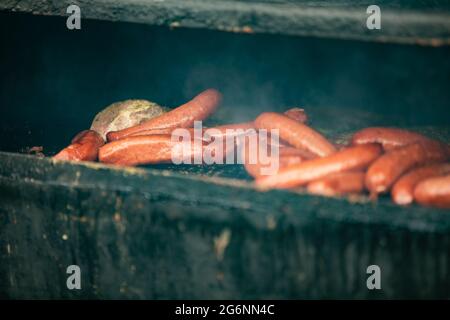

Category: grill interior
[0, 6, 449, 299]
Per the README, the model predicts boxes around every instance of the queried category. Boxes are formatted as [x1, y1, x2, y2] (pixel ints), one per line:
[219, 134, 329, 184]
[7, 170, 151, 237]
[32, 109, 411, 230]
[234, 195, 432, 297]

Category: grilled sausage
[414, 175, 450, 209]
[106, 89, 222, 141]
[54, 130, 104, 161]
[307, 171, 366, 197]
[100, 135, 177, 165]
[99, 134, 234, 166]
[365, 141, 449, 194]
[351, 127, 436, 151]
[255, 144, 382, 190]
[254, 112, 336, 157]
[391, 163, 450, 205]
[99, 134, 209, 166]
[126, 125, 255, 150]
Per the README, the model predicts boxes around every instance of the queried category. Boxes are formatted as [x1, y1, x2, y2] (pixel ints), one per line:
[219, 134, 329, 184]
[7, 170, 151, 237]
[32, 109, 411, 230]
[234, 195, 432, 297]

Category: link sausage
[100, 135, 179, 165]
[99, 135, 210, 166]
[99, 134, 233, 166]
[365, 141, 449, 194]
[351, 127, 436, 151]
[254, 112, 336, 157]
[414, 175, 450, 209]
[255, 144, 382, 190]
[391, 163, 450, 205]
[54, 130, 104, 161]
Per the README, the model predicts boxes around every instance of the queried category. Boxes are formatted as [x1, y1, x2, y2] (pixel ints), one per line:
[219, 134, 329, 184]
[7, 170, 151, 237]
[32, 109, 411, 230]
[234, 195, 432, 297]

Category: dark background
[0, 11, 449, 152]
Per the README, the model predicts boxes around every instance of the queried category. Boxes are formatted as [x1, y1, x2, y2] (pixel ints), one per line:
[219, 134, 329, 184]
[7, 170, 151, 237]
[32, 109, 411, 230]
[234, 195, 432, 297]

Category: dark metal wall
[0, 12, 449, 154]
[1, 0, 450, 44]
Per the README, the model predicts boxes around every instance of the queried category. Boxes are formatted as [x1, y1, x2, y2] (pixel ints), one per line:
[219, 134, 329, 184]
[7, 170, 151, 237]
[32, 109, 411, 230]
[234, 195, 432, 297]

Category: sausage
[99, 135, 209, 166]
[351, 127, 435, 151]
[255, 144, 382, 190]
[99, 134, 234, 166]
[365, 141, 449, 194]
[127, 125, 255, 149]
[100, 135, 176, 165]
[122, 124, 256, 166]
[391, 163, 450, 205]
[54, 130, 104, 161]
[307, 171, 366, 197]
[275, 108, 309, 147]
[254, 112, 336, 157]
[414, 175, 450, 209]
[106, 89, 222, 141]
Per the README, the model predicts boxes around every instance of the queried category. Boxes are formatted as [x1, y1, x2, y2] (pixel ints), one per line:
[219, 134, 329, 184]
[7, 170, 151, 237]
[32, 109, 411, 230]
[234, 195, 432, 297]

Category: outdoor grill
[0, 0, 449, 299]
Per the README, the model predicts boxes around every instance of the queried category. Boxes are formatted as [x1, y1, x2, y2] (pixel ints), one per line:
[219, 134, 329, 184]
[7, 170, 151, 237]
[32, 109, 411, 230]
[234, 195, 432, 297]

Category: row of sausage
[53, 89, 450, 209]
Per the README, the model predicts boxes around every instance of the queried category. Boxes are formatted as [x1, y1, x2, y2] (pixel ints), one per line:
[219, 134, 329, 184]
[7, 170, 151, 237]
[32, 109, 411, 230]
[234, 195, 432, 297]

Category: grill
[0, 1, 449, 299]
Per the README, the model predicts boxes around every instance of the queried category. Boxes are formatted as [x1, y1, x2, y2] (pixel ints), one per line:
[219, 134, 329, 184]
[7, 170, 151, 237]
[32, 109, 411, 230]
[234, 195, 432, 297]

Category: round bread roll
[90, 99, 167, 140]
